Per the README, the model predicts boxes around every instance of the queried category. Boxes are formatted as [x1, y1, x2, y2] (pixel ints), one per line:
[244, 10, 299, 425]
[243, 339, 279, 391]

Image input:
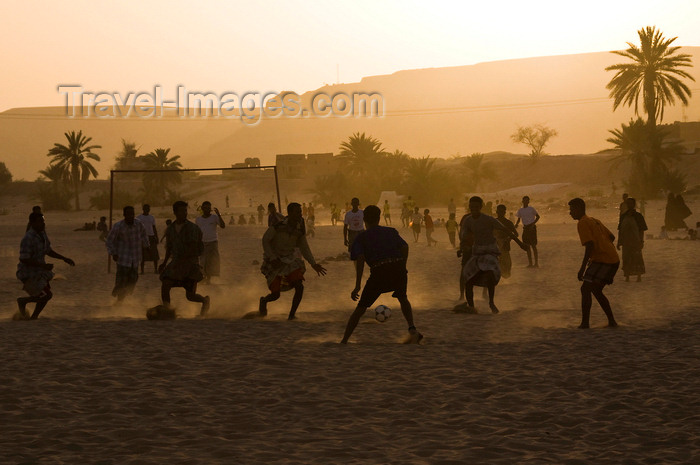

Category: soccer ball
[374, 305, 391, 323]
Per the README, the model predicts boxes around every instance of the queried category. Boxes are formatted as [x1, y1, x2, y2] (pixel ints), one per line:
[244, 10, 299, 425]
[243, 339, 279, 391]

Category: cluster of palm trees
[309, 132, 498, 208]
[605, 26, 695, 198]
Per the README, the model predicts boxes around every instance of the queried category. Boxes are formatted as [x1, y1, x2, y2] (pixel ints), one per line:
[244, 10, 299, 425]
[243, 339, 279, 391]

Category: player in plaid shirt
[106, 206, 149, 303]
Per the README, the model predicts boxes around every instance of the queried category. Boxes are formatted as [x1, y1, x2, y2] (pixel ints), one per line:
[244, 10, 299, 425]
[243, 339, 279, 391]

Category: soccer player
[341, 205, 423, 344]
[106, 206, 150, 304]
[494, 204, 518, 279]
[445, 212, 459, 249]
[343, 197, 364, 251]
[159, 201, 210, 316]
[136, 204, 159, 274]
[423, 208, 438, 246]
[410, 206, 423, 242]
[568, 198, 619, 329]
[195, 200, 225, 284]
[16, 212, 75, 319]
[515, 195, 540, 267]
[461, 196, 526, 313]
[259, 203, 326, 320]
[267, 202, 285, 227]
[383, 199, 391, 225]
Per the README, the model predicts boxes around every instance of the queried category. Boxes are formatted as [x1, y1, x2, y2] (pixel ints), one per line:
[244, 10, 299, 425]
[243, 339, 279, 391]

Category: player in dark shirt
[341, 205, 423, 344]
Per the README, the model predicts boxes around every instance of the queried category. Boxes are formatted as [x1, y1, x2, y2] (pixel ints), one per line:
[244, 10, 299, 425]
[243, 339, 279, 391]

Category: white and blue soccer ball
[374, 305, 392, 323]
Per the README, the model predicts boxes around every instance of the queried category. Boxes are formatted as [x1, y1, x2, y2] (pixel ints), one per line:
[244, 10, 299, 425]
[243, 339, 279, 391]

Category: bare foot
[489, 303, 500, 314]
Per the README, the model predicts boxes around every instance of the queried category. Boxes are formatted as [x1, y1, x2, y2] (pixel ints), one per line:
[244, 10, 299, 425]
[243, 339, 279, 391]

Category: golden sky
[1, 0, 699, 111]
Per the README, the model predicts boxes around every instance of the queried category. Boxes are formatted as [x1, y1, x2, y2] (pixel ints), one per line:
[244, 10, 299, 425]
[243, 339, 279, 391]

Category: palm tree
[338, 132, 387, 176]
[38, 164, 72, 210]
[141, 148, 183, 202]
[115, 139, 143, 170]
[307, 172, 350, 207]
[401, 156, 445, 204]
[47, 130, 101, 210]
[606, 26, 694, 129]
[461, 153, 497, 192]
[607, 118, 682, 196]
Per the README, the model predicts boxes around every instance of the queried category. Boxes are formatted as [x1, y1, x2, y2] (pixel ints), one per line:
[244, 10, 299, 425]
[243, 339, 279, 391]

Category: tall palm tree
[606, 26, 694, 129]
[338, 132, 387, 177]
[402, 156, 445, 204]
[461, 153, 497, 192]
[141, 148, 183, 202]
[115, 139, 143, 170]
[47, 130, 101, 210]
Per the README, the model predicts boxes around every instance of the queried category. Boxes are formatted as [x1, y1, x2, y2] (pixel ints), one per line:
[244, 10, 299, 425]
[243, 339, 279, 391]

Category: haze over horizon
[2, 0, 700, 111]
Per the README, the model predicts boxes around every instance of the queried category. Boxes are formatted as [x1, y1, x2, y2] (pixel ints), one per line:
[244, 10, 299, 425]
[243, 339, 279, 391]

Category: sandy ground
[1, 200, 699, 464]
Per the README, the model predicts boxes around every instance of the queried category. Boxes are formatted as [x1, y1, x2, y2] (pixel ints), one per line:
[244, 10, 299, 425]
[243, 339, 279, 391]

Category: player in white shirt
[195, 200, 225, 284]
[136, 204, 159, 274]
[515, 195, 541, 267]
[343, 197, 364, 252]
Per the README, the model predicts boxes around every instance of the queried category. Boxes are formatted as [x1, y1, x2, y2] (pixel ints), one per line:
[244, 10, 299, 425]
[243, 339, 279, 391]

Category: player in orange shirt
[568, 198, 619, 329]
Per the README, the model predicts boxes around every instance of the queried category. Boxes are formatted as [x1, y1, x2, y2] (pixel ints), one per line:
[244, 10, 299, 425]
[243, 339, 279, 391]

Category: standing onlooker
[195, 200, 225, 284]
[568, 197, 619, 329]
[617, 197, 648, 282]
[106, 206, 150, 304]
[343, 197, 364, 251]
[445, 213, 459, 248]
[268, 202, 285, 227]
[137, 204, 159, 274]
[423, 208, 438, 246]
[257, 204, 266, 225]
[515, 195, 540, 268]
[410, 207, 423, 243]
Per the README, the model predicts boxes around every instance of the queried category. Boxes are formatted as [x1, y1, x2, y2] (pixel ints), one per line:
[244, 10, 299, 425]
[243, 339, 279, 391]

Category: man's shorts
[522, 224, 538, 246]
[347, 229, 362, 253]
[583, 261, 619, 285]
[358, 262, 408, 308]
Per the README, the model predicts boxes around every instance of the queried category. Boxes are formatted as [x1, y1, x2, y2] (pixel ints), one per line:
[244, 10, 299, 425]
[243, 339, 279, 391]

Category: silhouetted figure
[97, 216, 108, 242]
[383, 199, 391, 225]
[257, 204, 265, 225]
[343, 197, 364, 252]
[16, 212, 75, 319]
[424, 208, 438, 246]
[665, 193, 692, 231]
[268, 202, 285, 227]
[341, 205, 423, 344]
[494, 204, 519, 279]
[617, 197, 647, 282]
[457, 212, 472, 300]
[515, 195, 540, 267]
[238, 214, 247, 225]
[195, 201, 225, 284]
[445, 212, 459, 248]
[306, 215, 316, 238]
[225, 194, 230, 208]
[137, 204, 159, 274]
[26, 206, 42, 232]
[619, 193, 629, 220]
[249, 213, 256, 225]
[106, 206, 149, 304]
[568, 198, 618, 329]
[158, 201, 210, 316]
[461, 196, 525, 313]
[410, 207, 422, 242]
[258, 203, 326, 320]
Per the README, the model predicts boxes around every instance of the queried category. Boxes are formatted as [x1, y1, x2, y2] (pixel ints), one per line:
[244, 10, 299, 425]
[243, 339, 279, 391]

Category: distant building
[275, 152, 339, 179]
[663, 121, 700, 153]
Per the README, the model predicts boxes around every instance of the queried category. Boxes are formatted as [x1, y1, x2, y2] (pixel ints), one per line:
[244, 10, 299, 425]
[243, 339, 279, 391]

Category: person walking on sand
[341, 205, 423, 344]
[617, 197, 647, 282]
[568, 198, 619, 329]
[424, 208, 438, 246]
[159, 201, 210, 316]
[343, 197, 364, 251]
[461, 196, 526, 313]
[383, 199, 392, 225]
[136, 204, 159, 274]
[259, 203, 327, 320]
[515, 195, 540, 268]
[16, 212, 75, 319]
[410, 206, 423, 242]
[195, 200, 225, 284]
[106, 206, 150, 304]
[445, 212, 459, 248]
[494, 204, 519, 279]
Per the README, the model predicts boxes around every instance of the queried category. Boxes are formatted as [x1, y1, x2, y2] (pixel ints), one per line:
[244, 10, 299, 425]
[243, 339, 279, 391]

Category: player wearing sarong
[159, 201, 210, 316]
[16, 212, 75, 319]
[341, 205, 423, 344]
[461, 196, 525, 313]
[259, 203, 326, 320]
[568, 198, 619, 329]
[106, 206, 149, 303]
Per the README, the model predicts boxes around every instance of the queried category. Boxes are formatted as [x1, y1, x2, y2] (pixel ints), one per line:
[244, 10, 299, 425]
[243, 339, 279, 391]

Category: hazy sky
[1, 0, 699, 111]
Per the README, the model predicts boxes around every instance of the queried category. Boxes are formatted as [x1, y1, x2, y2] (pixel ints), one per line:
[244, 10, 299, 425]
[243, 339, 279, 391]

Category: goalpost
[107, 165, 281, 273]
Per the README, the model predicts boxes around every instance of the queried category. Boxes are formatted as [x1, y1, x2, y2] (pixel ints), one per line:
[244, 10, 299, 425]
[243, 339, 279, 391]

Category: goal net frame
[107, 165, 281, 273]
